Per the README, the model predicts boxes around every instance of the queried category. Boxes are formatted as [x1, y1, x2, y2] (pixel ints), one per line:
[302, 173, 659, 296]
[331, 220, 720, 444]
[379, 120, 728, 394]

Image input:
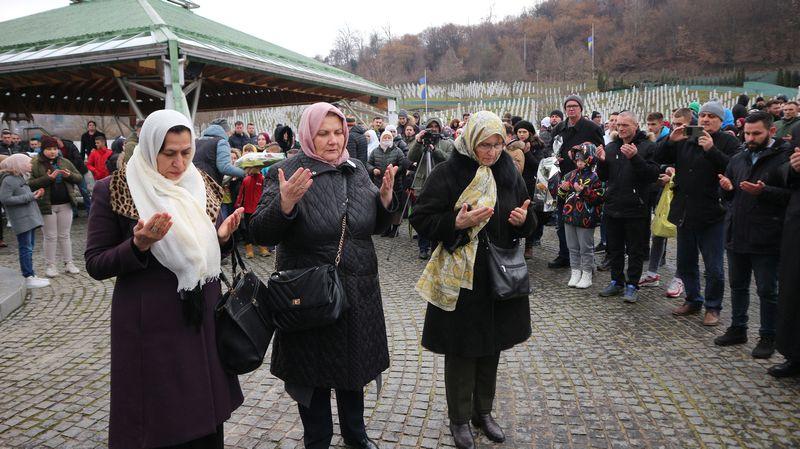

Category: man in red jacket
[86, 135, 112, 181]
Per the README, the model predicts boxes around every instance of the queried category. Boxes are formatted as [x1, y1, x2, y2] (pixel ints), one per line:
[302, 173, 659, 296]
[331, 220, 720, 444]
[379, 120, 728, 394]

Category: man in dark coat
[655, 101, 741, 326]
[346, 117, 369, 163]
[764, 144, 800, 377]
[79, 120, 105, 159]
[228, 120, 250, 150]
[713, 112, 791, 360]
[732, 94, 750, 122]
[547, 95, 604, 268]
[1, 129, 21, 155]
[596, 112, 660, 303]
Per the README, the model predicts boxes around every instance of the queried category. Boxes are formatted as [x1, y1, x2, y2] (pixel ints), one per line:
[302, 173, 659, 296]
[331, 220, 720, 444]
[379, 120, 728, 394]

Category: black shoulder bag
[215, 241, 274, 375]
[263, 174, 349, 332]
[481, 230, 531, 301]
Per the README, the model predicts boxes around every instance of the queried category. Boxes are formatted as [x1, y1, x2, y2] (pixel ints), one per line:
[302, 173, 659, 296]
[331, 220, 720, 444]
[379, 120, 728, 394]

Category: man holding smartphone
[655, 101, 741, 326]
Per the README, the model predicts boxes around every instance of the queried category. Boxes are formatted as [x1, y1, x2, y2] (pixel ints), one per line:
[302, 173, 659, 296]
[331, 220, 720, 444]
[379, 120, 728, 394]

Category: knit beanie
[699, 101, 725, 120]
[513, 120, 536, 137]
[549, 110, 564, 120]
[41, 136, 58, 149]
[563, 94, 585, 112]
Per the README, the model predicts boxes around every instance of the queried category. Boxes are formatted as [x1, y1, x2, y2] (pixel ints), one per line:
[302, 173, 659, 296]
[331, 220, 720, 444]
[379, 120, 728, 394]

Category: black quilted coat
[410, 150, 536, 357]
[249, 153, 395, 390]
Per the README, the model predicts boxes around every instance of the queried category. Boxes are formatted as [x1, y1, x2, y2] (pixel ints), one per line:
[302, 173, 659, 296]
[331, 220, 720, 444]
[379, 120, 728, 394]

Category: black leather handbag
[215, 243, 274, 374]
[482, 232, 531, 301]
[263, 177, 349, 332]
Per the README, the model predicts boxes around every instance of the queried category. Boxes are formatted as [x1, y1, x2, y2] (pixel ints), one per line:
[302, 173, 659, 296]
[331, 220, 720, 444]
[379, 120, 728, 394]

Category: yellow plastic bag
[652, 180, 677, 238]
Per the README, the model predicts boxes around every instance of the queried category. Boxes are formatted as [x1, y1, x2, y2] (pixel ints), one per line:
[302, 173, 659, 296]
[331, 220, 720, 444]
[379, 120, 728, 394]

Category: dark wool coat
[767, 162, 800, 361]
[597, 130, 661, 218]
[249, 153, 395, 390]
[409, 150, 536, 357]
[654, 130, 740, 229]
[84, 177, 243, 449]
[721, 142, 791, 255]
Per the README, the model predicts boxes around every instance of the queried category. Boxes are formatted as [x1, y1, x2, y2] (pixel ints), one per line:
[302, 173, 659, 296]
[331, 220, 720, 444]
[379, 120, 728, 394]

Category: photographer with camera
[408, 118, 456, 259]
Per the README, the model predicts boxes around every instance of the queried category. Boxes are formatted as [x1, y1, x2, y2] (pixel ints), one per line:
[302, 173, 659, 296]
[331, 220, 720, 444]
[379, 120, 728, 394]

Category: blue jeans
[727, 251, 779, 336]
[676, 220, 725, 310]
[76, 177, 92, 213]
[17, 229, 35, 278]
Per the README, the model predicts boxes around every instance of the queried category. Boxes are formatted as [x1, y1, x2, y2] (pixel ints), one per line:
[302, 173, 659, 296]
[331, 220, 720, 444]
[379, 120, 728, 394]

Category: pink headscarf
[298, 102, 350, 166]
[0, 153, 32, 176]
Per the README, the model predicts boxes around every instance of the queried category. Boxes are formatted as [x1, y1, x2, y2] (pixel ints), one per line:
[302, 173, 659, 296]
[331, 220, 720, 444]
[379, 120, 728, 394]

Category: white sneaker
[567, 269, 582, 287]
[64, 262, 80, 274]
[45, 265, 59, 278]
[639, 271, 661, 287]
[575, 270, 593, 289]
[666, 277, 685, 298]
[25, 276, 50, 289]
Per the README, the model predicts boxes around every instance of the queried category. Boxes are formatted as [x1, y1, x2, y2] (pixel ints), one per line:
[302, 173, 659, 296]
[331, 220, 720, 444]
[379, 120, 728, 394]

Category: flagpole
[424, 68, 428, 116]
[591, 23, 595, 74]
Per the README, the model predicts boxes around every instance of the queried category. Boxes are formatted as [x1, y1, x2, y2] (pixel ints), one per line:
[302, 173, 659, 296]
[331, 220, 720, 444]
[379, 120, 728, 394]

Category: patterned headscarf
[454, 111, 506, 166]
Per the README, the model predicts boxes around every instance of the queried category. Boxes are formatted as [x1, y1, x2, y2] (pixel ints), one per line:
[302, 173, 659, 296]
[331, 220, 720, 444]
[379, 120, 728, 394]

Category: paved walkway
[0, 218, 798, 448]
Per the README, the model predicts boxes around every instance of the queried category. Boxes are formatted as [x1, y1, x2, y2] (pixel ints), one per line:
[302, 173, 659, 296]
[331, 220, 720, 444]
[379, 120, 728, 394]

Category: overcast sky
[3, 0, 536, 58]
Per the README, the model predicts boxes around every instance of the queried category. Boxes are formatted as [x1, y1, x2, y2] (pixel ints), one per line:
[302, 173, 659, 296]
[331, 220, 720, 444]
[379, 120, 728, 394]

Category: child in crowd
[558, 144, 604, 289]
[235, 166, 269, 258]
[0, 154, 50, 288]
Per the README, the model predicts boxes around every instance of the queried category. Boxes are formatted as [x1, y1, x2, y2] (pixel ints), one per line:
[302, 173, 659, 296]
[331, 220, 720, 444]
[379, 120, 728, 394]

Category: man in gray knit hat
[654, 100, 741, 326]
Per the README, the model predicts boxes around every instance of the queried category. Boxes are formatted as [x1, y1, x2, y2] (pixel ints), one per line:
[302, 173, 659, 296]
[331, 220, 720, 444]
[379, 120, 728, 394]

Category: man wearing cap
[346, 116, 369, 163]
[547, 95, 604, 269]
[655, 100, 741, 326]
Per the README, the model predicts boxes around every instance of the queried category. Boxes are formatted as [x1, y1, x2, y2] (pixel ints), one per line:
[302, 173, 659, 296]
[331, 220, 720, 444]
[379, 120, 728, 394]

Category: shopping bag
[651, 179, 676, 238]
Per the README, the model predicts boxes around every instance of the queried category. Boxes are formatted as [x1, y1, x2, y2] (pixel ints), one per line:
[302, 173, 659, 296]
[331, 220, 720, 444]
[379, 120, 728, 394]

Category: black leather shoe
[751, 336, 775, 359]
[449, 423, 475, 449]
[471, 413, 506, 443]
[547, 256, 569, 269]
[343, 436, 379, 449]
[767, 359, 800, 378]
[714, 326, 747, 346]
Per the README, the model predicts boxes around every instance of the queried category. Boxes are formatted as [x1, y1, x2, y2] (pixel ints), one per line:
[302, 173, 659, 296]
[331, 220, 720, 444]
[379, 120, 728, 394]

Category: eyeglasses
[565, 104, 581, 109]
[476, 142, 504, 151]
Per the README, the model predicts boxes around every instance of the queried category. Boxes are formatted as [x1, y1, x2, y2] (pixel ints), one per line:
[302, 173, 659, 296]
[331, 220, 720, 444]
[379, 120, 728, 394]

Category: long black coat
[249, 153, 394, 390]
[654, 130, 740, 229]
[410, 151, 536, 357]
[597, 131, 661, 218]
[84, 176, 243, 448]
[721, 142, 791, 255]
[767, 162, 800, 361]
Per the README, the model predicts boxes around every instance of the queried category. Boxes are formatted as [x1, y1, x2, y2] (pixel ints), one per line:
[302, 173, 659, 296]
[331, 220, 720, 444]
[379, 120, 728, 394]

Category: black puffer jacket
[367, 144, 407, 188]
[409, 150, 535, 357]
[549, 117, 605, 174]
[597, 130, 660, 218]
[347, 125, 369, 163]
[655, 130, 740, 229]
[249, 153, 395, 390]
[721, 141, 791, 254]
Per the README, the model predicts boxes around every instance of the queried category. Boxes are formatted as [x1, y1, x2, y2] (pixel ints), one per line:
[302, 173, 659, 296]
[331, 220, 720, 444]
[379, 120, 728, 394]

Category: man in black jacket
[548, 95, 605, 268]
[79, 120, 105, 159]
[596, 112, 660, 303]
[346, 117, 368, 163]
[228, 120, 250, 150]
[713, 112, 791, 359]
[655, 101, 741, 326]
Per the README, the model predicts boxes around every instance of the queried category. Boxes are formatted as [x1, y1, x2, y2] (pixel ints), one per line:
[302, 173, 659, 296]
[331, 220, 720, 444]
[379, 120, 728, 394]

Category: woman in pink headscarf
[250, 102, 398, 449]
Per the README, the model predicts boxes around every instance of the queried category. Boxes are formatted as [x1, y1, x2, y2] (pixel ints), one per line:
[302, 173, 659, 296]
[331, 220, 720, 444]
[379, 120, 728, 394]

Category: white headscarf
[126, 109, 221, 292]
[365, 129, 379, 157]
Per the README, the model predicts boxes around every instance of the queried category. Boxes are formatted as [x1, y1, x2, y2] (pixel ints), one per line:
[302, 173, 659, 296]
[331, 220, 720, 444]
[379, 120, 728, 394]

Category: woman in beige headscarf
[411, 111, 535, 449]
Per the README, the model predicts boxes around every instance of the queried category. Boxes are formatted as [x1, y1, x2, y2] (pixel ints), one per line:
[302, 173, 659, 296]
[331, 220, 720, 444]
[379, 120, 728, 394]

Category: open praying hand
[508, 199, 531, 227]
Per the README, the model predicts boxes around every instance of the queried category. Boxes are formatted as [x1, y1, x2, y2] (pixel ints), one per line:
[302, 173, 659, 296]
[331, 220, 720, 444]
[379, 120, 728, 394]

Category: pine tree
[777, 68, 784, 87]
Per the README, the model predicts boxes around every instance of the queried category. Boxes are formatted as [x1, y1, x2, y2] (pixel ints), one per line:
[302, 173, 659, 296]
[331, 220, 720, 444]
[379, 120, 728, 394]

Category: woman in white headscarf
[84, 109, 245, 449]
[365, 128, 380, 159]
[411, 111, 535, 449]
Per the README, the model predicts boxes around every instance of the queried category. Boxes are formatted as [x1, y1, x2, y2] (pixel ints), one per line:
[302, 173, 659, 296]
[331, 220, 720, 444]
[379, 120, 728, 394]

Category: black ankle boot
[471, 413, 506, 443]
[449, 423, 475, 449]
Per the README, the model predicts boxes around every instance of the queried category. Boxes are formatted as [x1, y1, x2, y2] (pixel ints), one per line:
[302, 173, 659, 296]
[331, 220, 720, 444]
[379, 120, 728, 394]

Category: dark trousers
[555, 206, 569, 259]
[444, 353, 500, 424]
[526, 210, 550, 248]
[605, 215, 649, 287]
[728, 251, 779, 336]
[676, 220, 725, 310]
[297, 388, 367, 449]
[157, 424, 223, 449]
[76, 177, 92, 213]
[599, 214, 607, 245]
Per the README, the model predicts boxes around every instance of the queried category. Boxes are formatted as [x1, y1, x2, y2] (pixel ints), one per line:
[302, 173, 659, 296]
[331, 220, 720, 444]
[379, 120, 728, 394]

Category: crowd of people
[0, 91, 799, 448]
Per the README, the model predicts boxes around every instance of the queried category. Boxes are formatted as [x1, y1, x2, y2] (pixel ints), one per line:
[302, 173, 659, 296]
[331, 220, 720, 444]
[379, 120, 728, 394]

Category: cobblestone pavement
[0, 217, 798, 449]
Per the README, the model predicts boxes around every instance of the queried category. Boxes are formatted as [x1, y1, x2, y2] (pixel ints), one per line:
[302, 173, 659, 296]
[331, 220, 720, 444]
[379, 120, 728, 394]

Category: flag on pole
[587, 35, 593, 55]
[418, 75, 428, 100]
